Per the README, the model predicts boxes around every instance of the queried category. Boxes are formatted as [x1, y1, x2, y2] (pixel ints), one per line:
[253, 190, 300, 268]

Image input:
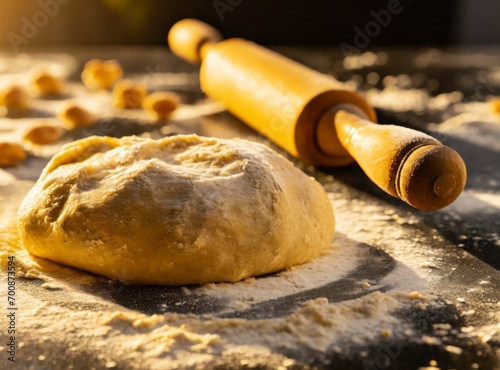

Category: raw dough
[17, 134, 335, 285]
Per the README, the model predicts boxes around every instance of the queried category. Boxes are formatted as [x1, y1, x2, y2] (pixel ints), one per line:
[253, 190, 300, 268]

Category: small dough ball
[143, 92, 180, 121]
[0, 85, 29, 111]
[23, 123, 65, 145]
[18, 135, 335, 285]
[58, 103, 94, 129]
[81, 59, 123, 90]
[112, 80, 148, 109]
[0, 142, 27, 167]
[31, 71, 63, 96]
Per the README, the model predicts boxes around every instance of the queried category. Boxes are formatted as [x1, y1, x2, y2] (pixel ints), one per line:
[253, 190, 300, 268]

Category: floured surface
[0, 177, 486, 370]
[0, 47, 499, 369]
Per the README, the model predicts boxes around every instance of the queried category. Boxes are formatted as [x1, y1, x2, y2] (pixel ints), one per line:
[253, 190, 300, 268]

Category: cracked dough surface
[17, 134, 334, 285]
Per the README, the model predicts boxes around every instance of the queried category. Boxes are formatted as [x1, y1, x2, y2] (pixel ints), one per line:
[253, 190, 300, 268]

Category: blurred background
[0, 0, 499, 51]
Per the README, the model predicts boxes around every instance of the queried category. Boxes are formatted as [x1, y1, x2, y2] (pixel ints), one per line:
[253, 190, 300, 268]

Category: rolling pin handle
[168, 19, 222, 63]
[318, 105, 467, 211]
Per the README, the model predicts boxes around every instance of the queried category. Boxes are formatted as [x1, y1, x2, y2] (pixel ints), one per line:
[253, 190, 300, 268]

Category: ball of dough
[18, 135, 334, 285]
[31, 71, 63, 96]
[112, 80, 148, 109]
[81, 59, 123, 90]
[23, 122, 65, 145]
[0, 142, 26, 167]
[142, 91, 180, 121]
[58, 103, 94, 129]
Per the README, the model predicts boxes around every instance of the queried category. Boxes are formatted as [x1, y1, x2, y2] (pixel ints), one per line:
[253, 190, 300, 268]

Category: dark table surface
[0, 46, 499, 370]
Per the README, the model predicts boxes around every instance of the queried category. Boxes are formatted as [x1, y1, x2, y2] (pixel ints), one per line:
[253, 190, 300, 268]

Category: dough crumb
[359, 280, 371, 289]
[408, 291, 426, 300]
[444, 345, 463, 355]
[380, 329, 392, 338]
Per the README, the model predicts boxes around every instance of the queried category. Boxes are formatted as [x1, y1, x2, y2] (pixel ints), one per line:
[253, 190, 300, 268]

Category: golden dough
[17, 135, 334, 285]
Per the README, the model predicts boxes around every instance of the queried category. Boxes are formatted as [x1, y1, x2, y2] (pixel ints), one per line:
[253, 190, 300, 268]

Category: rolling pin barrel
[168, 19, 466, 211]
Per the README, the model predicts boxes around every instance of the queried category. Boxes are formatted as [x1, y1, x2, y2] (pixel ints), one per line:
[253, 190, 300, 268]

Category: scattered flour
[198, 233, 364, 305]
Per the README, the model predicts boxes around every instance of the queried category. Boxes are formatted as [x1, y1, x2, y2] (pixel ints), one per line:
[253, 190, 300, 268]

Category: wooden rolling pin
[168, 19, 466, 211]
